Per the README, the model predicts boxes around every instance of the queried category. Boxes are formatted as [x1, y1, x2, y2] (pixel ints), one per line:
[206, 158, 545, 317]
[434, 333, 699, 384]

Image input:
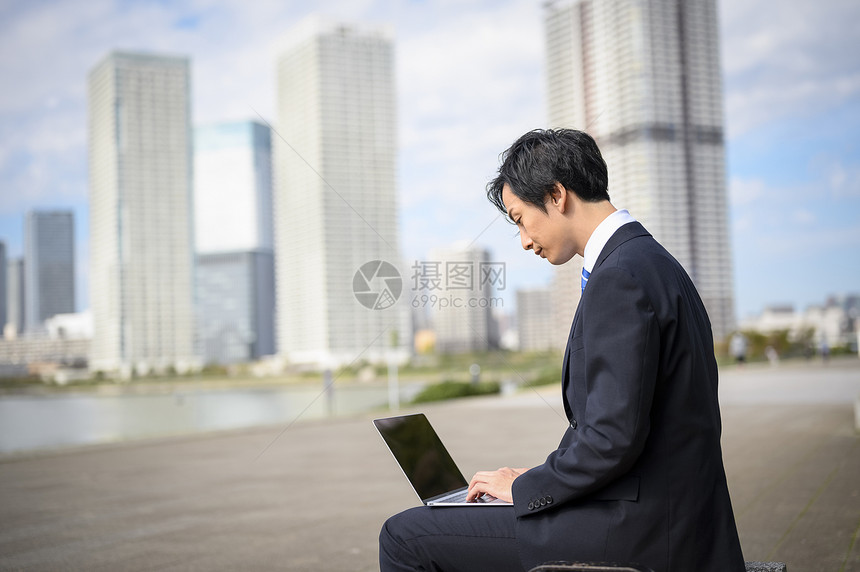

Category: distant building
[429, 244, 499, 354]
[739, 294, 860, 349]
[495, 309, 519, 351]
[739, 305, 798, 334]
[0, 336, 90, 377]
[0, 241, 5, 336]
[0, 311, 91, 377]
[545, 0, 734, 341]
[5, 258, 24, 339]
[550, 260, 583, 350]
[24, 210, 75, 332]
[88, 51, 196, 376]
[45, 311, 93, 340]
[194, 121, 274, 253]
[517, 288, 556, 352]
[195, 251, 276, 364]
[193, 121, 276, 364]
[274, 19, 409, 366]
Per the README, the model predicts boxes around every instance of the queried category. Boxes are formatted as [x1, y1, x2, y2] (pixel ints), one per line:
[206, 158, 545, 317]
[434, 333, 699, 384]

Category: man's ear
[550, 182, 568, 213]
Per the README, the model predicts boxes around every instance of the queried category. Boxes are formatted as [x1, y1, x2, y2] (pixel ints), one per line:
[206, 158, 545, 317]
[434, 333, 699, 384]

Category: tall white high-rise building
[194, 121, 276, 363]
[24, 210, 75, 332]
[274, 19, 409, 366]
[88, 51, 196, 376]
[545, 0, 735, 341]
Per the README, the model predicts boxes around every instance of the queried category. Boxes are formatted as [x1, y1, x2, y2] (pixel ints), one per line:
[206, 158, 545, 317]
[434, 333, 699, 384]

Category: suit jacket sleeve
[512, 264, 660, 517]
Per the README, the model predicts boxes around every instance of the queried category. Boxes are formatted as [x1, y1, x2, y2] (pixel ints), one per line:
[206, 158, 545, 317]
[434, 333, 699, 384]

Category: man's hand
[466, 467, 531, 503]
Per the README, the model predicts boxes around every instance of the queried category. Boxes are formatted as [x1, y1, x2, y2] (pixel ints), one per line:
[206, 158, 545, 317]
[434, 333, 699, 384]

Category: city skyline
[0, 0, 858, 322]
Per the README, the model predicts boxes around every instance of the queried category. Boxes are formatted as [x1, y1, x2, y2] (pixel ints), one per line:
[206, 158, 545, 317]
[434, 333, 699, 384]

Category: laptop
[373, 413, 512, 507]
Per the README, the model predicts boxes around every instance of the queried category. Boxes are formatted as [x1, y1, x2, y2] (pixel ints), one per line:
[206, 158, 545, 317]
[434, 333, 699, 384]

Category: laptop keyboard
[432, 489, 470, 504]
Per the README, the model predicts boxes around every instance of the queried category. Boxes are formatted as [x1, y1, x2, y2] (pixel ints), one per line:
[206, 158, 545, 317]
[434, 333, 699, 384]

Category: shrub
[412, 380, 500, 404]
[522, 365, 563, 388]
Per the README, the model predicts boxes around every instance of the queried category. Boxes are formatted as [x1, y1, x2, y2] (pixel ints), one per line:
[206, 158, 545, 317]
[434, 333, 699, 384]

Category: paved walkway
[0, 358, 858, 571]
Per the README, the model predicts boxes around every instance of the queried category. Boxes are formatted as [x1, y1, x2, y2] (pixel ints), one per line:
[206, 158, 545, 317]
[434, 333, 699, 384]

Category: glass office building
[194, 121, 276, 363]
[24, 211, 75, 332]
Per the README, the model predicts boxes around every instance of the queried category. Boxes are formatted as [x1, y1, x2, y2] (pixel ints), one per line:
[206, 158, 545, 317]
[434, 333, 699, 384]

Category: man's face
[502, 184, 576, 265]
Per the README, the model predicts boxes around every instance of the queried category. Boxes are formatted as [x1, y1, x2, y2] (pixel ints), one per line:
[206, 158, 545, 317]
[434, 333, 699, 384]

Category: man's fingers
[467, 468, 520, 503]
[466, 482, 487, 502]
[468, 471, 494, 489]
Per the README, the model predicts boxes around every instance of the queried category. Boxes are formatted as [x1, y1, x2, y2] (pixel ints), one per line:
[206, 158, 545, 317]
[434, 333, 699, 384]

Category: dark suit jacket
[511, 222, 745, 572]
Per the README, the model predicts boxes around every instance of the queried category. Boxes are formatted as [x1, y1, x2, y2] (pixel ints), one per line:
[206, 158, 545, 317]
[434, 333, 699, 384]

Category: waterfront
[0, 358, 857, 571]
[0, 381, 425, 454]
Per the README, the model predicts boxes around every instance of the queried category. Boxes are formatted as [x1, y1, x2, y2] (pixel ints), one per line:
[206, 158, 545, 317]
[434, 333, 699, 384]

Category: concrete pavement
[0, 358, 858, 571]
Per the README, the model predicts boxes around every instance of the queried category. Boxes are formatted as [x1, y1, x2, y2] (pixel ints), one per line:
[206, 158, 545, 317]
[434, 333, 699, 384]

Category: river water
[0, 382, 424, 454]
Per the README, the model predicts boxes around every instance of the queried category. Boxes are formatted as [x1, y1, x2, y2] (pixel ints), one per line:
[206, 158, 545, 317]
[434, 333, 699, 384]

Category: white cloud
[719, 0, 860, 137]
[791, 209, 816, 225]
[396, 0, 545, 222]
[814, 156, 860, 199]
[728, 177, 768, 207]
[756, 225, 860, 257]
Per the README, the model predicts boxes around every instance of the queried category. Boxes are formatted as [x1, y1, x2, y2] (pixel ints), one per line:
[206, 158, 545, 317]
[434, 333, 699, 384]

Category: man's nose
[520, 229, 533, 251]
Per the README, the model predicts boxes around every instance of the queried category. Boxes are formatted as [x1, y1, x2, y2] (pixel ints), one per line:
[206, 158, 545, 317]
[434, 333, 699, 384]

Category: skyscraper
[274, 19, 408, 366]
[24, 210, 75, 332]
[0, 241, 6, 335]
[194, 121, 274, 254]
[194, 121, 276, 363]
[5, 258, 24, 339]
[545, 0, 734, 340]
[88, 51, 196, 375]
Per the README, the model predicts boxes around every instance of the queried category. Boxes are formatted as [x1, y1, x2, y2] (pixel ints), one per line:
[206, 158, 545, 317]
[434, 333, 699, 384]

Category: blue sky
[0, 0, 858, 322]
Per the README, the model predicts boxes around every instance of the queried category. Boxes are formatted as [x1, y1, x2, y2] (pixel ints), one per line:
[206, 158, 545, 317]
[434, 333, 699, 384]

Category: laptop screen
[374, 413, 468, 502]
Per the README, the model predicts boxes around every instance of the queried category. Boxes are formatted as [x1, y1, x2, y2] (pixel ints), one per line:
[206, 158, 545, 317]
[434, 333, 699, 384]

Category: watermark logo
[410, 260, 506, 309]
[352, 259, 506, 310]
[411, 260, 506, 291]
[353, 260, 403, 310]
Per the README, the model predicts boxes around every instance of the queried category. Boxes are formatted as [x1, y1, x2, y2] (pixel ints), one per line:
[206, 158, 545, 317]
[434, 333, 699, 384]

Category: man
[379, 129, 745, 571]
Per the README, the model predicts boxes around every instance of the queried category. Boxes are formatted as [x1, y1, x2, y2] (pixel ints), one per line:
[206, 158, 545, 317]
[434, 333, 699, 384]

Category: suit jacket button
[546, 495, 553, 504]
[528, 501, 534, 510]
[570, 419, 577, 430]
[540, 498, 547, 506]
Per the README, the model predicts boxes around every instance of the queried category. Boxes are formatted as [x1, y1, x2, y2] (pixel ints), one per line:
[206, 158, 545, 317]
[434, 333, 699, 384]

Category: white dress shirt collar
[582, 209, 637, 273]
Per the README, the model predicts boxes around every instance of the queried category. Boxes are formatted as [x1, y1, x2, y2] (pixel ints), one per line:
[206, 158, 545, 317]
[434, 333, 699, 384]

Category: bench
[529, 562, 787, 572]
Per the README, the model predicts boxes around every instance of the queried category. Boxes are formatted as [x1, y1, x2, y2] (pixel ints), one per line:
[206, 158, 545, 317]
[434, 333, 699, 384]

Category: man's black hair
[486, 128, 610, 218]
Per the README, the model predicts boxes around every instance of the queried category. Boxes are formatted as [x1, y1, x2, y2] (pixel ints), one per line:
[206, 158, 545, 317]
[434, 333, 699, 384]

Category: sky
[0, 0, 858, 322]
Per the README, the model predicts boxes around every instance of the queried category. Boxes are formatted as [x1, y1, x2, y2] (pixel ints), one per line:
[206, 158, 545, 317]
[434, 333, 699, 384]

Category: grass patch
[522, 365, 563, 388]
[412, 380, 500, 404]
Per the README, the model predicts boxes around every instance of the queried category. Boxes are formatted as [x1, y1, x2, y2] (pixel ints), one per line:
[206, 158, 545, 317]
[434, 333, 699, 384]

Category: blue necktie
[581, 267, 590, 293]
